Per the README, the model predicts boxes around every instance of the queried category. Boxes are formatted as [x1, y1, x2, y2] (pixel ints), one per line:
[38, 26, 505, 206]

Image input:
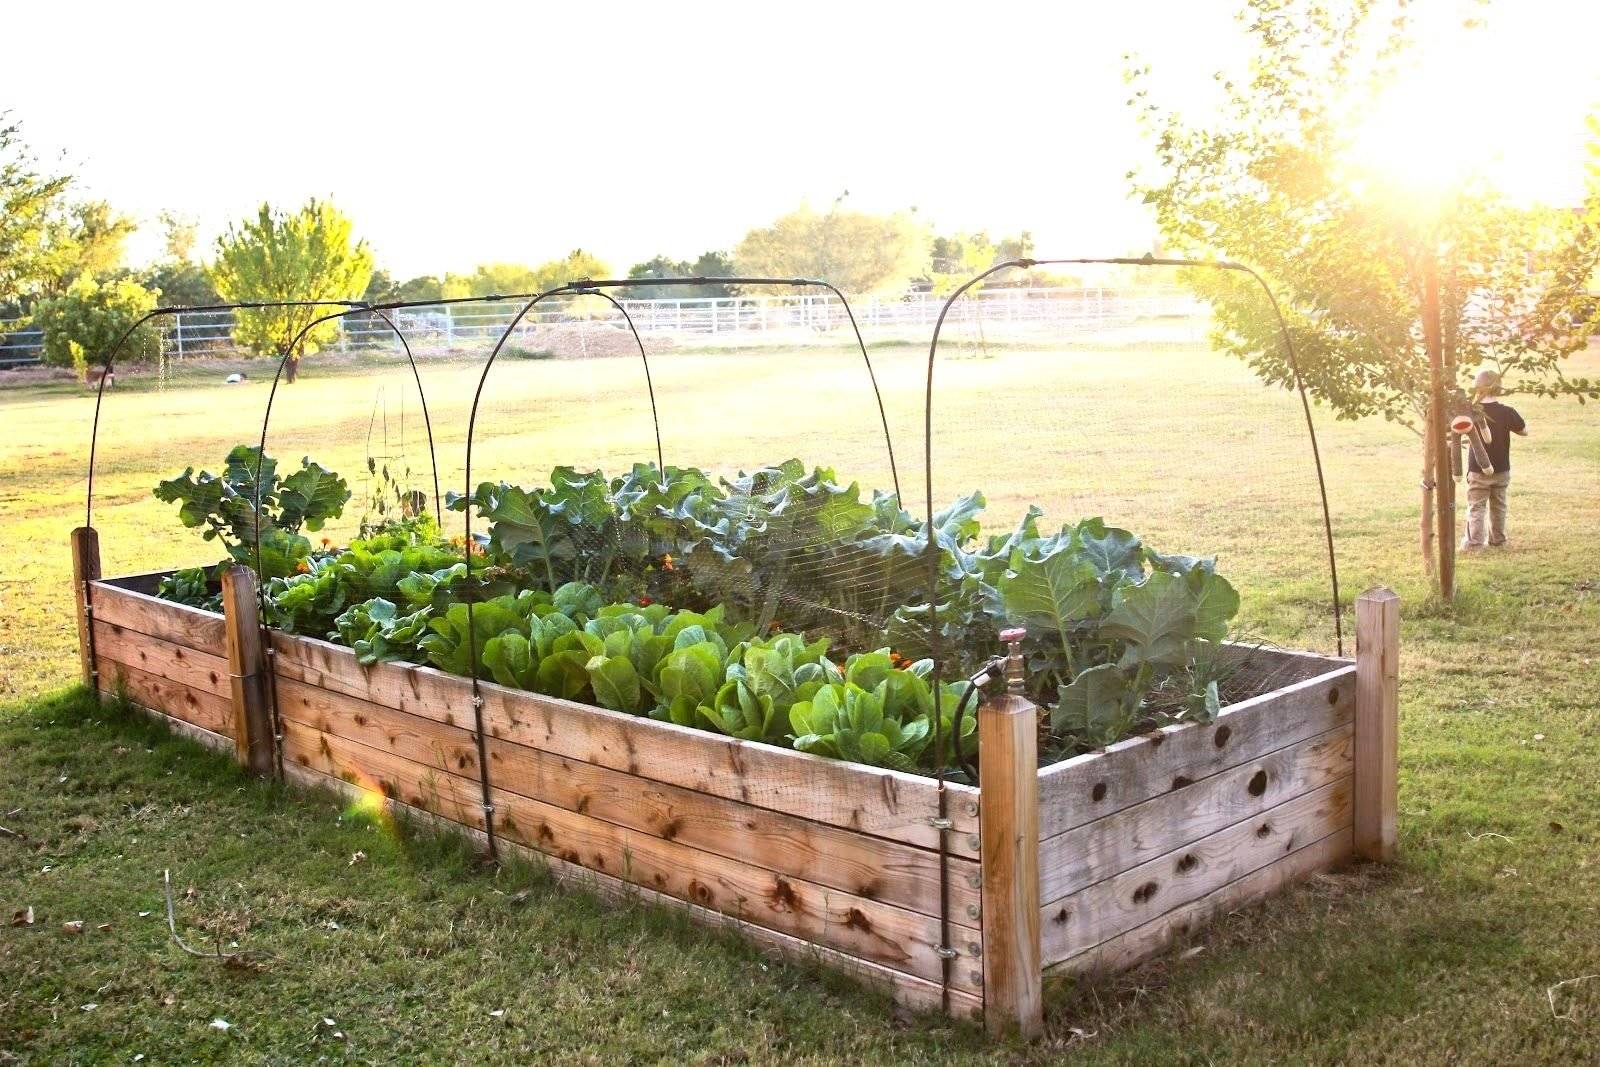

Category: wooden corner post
[1354, 587, 1400, 862]
[220, 564, 274, 776]
[70, 527, 101, 688]
[977, 631, 1043, 1039]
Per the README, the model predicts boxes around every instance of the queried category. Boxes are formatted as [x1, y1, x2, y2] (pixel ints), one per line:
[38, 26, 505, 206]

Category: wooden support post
[220, 564, 274, 776]
[1354, 587, 1400, 862]
[70, 527, 101, 689]
[978, 650, 1043, 1038]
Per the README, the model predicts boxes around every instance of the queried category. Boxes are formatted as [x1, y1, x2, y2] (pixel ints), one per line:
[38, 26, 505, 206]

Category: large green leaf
[1187, 569, 1240, 643]
[277, 460, 351, 533]
[999, 542, 1103, 637]
[586, 654, 642, 713]
[535, 649, 590, 700]
[1102, 570, 1196, 667]
[483, 632, 538, 689]
[656, 642, 724, 710]
[1073, 519, 1143, 580]
[1051, 664, 1141, 748]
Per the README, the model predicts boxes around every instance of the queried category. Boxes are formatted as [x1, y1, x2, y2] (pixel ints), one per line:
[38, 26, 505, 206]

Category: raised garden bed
[73, 531, 1399, 1036]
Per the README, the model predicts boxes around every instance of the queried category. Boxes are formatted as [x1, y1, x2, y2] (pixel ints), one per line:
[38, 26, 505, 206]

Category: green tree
[30, 200, 136, 298]
[209, 199, 374, 382]
[32, 277, 161, 379]
[734, 202, 929, 294]
[620, 251, 738, 298]
[1128, 0, 1600, 583]
[441, 251, 610, 300]
[139, 211, 218, 307]
[394, 275, 444, 303]
[441, 262, 537, 299]
[366, 271, 444, 304]
[0, 114, 72, 310]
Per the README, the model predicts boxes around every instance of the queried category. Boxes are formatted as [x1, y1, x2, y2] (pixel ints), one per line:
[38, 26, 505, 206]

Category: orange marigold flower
[295, 559, 311, 574]
[320, 537, 331, 548]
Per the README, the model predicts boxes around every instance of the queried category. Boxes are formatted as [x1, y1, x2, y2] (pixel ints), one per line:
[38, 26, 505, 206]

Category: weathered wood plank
[1354, 588, 1400, 862]
[92, 619, 230, 697]
[1041, 777, 1353, 965]
[72, 528, 100, 687]
[105, 688, 235, 756]
[282, 725, 982, 993]
[279, 757, 984, 1020]
[978, 688, 1043, 1039]
[484, 736, 982, 922]
[275, 676, 978, 919]
[96, 656, 234, 738]
[1220, 642, 1352, 688]
[97, 570, 173, 596]
[1037, 665, 1355, 840]
[1044, 827, 1354, 978]
[220, 565, 273, 775]
[277, 693, 482, 777]
[88, 580, 227, 653]
[1039, 723, 1354, 903]
[281, 718, 487, 831]
[271, 632, 980, 856]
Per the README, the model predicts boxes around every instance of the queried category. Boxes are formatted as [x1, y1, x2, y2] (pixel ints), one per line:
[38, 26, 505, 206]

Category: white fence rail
[1, 285, 1205, 366]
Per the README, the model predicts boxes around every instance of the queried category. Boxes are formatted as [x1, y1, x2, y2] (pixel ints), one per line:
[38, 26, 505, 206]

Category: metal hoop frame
[457, 275, 901, 857]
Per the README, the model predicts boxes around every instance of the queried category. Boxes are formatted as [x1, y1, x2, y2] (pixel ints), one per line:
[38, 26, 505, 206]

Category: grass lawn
[2, 337, 1597, 1062]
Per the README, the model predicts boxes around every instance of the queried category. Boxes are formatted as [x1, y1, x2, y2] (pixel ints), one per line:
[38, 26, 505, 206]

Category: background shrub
[31, 277, 161, 377]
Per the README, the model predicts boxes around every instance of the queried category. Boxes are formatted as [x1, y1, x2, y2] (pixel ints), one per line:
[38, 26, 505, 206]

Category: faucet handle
[998, 627, 1027, 693]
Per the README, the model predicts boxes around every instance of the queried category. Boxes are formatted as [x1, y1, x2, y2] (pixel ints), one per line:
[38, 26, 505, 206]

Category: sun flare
[1344, 17, 1595, 206]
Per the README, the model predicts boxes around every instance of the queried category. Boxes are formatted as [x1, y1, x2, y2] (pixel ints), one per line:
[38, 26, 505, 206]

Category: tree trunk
[284, 352, 300, 384]
[1420, 431, 1436, 579]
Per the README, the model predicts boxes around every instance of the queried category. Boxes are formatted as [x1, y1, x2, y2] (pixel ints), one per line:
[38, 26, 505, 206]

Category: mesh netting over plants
[93, 264, 1339, 787]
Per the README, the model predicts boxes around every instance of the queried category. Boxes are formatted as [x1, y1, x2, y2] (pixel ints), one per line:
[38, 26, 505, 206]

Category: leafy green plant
[155, 566, 221, 612]
[333, 598, 431, 665]
[153, 449, 1250, 770]
[154, 445, 351, 579]
[698, 632, 838, 742]
[31, 276, 161, 374]
[789, 650, 975, 771]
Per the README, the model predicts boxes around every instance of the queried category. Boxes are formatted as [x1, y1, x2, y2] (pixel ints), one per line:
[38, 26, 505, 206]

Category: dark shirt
[1469, 400, 1526, 474]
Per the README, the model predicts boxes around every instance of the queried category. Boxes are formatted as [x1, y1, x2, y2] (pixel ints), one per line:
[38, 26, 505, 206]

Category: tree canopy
[734, 204, 929, 294]
[364, 270, 443, 306]
[0, 115, 71, 310]
[1128, 0, 1600, 429]
[619, 251, 738, 299]
[440, 250, 609, 300]
[209, 198, 374, 380]
[138, 211, 218, 308]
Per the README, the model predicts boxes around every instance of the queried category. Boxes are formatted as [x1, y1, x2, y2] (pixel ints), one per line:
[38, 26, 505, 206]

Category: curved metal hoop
[921, 255, 1343, 658]
[456, 276, 900, 858]
[456, 283, 663, 859]
[916, 255, 1345, 1015]
[555, 276, 902, 503]
[85, 300, 364, 528]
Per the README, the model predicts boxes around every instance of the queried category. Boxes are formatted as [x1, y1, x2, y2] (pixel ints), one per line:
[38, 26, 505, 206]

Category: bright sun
[1344, 13, 1595, 206]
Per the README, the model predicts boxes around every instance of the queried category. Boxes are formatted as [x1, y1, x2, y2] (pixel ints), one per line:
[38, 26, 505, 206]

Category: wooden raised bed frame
[71, 528, 1399, 1038]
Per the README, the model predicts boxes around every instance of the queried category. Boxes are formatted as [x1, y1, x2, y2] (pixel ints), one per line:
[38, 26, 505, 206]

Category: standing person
[1462, 369, 1528, 550]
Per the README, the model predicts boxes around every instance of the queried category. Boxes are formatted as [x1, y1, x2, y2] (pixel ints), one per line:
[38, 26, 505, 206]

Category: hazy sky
[6, 1, 1596, 278]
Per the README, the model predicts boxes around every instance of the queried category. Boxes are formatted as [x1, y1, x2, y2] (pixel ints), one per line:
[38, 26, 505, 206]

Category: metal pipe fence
[0, 283, 1205, 366]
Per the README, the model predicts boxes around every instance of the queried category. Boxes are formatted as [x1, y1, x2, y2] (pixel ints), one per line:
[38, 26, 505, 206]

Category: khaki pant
[1465, 470, 1511, 546]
